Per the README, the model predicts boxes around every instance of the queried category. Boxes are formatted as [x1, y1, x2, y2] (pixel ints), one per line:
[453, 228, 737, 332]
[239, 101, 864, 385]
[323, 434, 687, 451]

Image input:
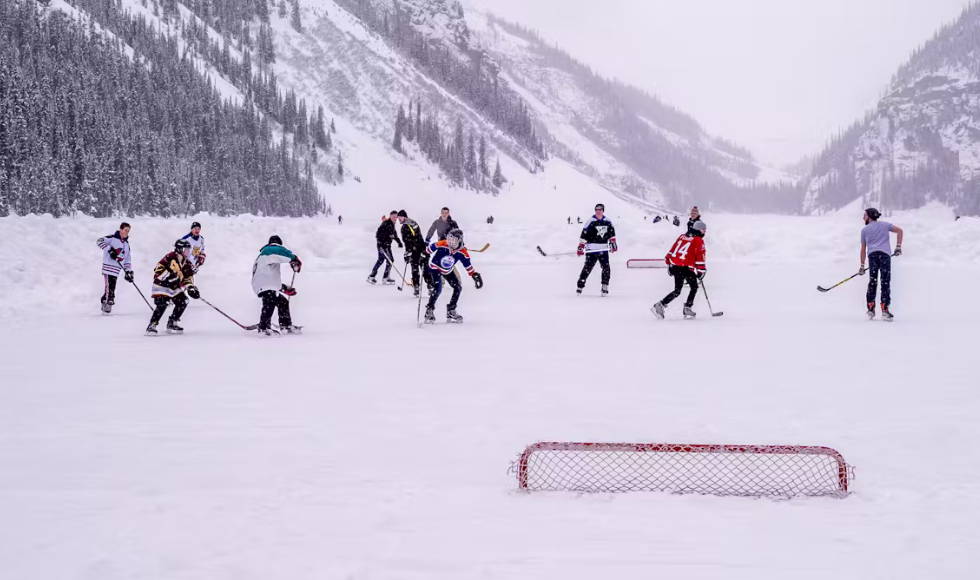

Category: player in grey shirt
[859, 207, 903, 320]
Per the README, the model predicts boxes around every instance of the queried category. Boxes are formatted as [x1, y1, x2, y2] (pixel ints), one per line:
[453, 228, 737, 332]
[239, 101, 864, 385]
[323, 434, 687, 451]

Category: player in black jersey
[576, 203, 618, 296]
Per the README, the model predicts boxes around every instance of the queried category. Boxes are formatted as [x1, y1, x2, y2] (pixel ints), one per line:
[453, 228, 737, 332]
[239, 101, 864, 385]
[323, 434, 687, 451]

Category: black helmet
[268, 235, 283, 245]
[447, 228, 464, 250]
[865, 208, 881, 221]
[174, 239, 191, 254]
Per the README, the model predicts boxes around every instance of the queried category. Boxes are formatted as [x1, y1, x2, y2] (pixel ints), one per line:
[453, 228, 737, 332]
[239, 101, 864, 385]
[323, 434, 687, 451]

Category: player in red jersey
[652, 220, 707, 319]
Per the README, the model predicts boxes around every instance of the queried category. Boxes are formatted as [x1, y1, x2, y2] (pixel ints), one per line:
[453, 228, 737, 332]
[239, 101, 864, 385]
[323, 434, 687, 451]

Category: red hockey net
[517, 442, 850, 498]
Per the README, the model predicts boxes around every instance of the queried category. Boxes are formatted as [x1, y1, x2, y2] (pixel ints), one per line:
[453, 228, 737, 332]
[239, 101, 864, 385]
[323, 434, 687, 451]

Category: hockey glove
[609, 238, 618, 253]
[576, 243, 585, 257]
[197, 253, 206, 267]
[858, 265, 867, 276]
[697, 270, 706, 281]
[290, 257, 302, 273]
[108, 248, 120, 261]
[472, 272, 484, 289]
[404, 251, 412, 263]
[186, 285, 201, 300]
[893, 244, 902, 257]
[124, 270, 134, 283]
[281, 284, 297, 297]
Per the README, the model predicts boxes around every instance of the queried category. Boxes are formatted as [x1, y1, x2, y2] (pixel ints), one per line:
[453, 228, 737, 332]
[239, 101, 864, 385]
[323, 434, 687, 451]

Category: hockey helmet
[691, 220, 707, 236]
[447, 228, 464, 251]
[174, 238, 192, 256]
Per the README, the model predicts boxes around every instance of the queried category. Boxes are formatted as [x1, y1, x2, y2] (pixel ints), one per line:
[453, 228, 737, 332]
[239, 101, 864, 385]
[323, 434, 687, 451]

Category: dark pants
[102, 274, 118, 304]
[407, 250, 432, 290]
[427, 269, 461, 310]
[577, 252, 611, 288]
[258, 290, 292, 330]
[370, 245, 394, 279]
[150, 293, 188, 325]
[867, 251, 892, 307]
[661, 265, 699, 307]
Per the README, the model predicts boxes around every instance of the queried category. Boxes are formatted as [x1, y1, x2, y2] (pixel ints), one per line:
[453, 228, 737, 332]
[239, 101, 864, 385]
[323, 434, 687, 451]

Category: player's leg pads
[599, 253, 611, 285]
[170, 293, 189, 322]
[446, 271, 462, 309]
[661, 266, 686, 306]
[259, 290, 279, 330]
[276, 293, 292, 327]
[150, 296, 171, 325]
[578, 254, 599, 288]
[427, 270, 444, 309]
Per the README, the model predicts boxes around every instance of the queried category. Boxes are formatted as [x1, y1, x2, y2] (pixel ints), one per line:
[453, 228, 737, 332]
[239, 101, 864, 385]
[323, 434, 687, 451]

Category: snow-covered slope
[803, 4, 980, 216]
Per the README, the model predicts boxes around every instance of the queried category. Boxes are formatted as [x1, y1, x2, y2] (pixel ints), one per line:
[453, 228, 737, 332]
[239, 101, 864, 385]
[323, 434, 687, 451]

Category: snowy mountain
[802, 2, 980, 216]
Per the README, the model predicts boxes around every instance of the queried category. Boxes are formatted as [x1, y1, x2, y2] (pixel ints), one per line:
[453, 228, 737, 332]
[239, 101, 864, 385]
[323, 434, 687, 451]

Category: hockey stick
[199, 296, 254, 331]
[817, 272, 861, 293]
[382, 250, 411, 291]
[701, 281, 724, 317]
[468, 243, 490, 253]
[129, 279, 154, 310]
[536, 245, 602, 257]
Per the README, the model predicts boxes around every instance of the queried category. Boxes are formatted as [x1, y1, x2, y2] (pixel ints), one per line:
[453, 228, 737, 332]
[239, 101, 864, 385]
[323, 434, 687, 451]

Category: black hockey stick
[381, 249, 410, 291]
[701, 281, 724, 317]
[536, 245, 595, 257]
[199, 296, 255, 331]
[817, 272, 861, 293]
[129, 279, 154, 310]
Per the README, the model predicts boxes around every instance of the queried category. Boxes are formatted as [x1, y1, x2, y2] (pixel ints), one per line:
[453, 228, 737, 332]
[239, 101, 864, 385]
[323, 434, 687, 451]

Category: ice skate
[683, 306, 697, 319]
[446, 308, 464, 324]
[413, 286, 420, 298]
[881, 303, 894, 322]
[601, 284, 609, 297]
[867, 301, 876, 320]
[257, 327, 280, 337]
[424, 307, 436, 324]
[366, 275, 377, 285]
[166, 319, 184, 334]
[382, 277, 395, 285]
[281, 325, 304, 334]
[575, 287, 583, 295]
[145, 322, 158, 336]
[651, 302, 665, 320]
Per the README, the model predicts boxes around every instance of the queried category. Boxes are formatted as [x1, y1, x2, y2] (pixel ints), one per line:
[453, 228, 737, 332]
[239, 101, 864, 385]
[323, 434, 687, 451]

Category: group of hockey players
[366, 207, 483, 324]
[97, 221, 303, 336]
[97, 201, 904, 334]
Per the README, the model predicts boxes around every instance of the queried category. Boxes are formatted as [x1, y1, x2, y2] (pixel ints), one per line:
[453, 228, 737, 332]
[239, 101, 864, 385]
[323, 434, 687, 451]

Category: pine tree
[289, 0, 303, 33]
[405, 99, 415, 142]
[478, 135, 488, 176]
[492, 160, 504, 188]
[330, 118, 336, 133]
[337, 151, 344, 178]
[465, 133, 477, 177]
[393, 105, 406, 153]
[278, 0, 287, 18]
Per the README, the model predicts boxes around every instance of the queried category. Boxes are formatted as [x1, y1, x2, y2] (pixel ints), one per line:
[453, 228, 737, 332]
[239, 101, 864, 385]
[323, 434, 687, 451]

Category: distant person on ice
[425, 207, 459, 242]
[368, 211, 403, 285]
[673, 215, 681, 227]
[859, 208, 903, 321]
[653, 215, 662, 224]
[423, 229, 483, 324]
[146, 239, 199, 335]
[338, 215, 343, 225]
[576, 203, 617, 296]
[567, 216, 571, 225]
[652, 220, 707, 320]
[181, 221, 206, 273]
[251, 236, 302, 336]
[96, 222, 134, 314]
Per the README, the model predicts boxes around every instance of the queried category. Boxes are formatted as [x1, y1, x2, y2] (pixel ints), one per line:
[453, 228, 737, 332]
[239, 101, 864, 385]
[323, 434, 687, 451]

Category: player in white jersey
[96, 222, 134, 314]
[180, 221, 206, 272]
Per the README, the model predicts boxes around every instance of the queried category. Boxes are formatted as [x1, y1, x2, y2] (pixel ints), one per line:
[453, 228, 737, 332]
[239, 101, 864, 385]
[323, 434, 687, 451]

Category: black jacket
[401, 218, 427, 253]
[579, 216, 617, 246]
[376, 218, 403, 248]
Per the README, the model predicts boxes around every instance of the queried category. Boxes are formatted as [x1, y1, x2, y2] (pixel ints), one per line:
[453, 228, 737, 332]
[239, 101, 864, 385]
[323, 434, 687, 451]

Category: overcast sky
[466, 0, 972, 167]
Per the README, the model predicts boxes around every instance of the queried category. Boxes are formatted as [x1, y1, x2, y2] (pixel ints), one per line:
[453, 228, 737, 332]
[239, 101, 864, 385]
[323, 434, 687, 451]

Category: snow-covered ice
[1, 205, 978, 579]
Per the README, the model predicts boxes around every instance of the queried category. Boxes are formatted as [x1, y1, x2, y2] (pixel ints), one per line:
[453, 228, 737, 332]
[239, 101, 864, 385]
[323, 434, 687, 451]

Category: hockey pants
[258, 290, 292, 330]
[150, 293, 188, 325]
[661, 265, 699, 308]
[370, 245, 394, 279]
[102, 274, 118, 305]
[427, 269, 461, 310]
[577, 252, 611, 289]
[866, 251, 891, 307]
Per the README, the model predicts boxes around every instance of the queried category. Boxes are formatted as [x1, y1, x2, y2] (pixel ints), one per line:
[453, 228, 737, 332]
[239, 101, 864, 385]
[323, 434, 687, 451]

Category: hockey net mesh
[517, 443, 850, 498]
